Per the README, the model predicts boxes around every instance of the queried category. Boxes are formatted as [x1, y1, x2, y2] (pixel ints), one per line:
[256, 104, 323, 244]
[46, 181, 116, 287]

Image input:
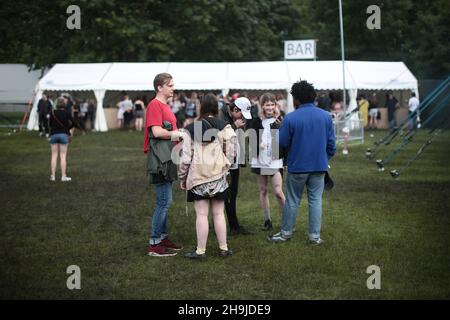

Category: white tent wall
[26, 63, 114, 131]
[27, 88, 42, 131]
[93, 90, 108, 132]
[27, 61, 418, 131]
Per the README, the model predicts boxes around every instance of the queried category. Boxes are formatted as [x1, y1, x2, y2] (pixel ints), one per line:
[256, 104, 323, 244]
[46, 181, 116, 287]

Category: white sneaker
[342, 149, 349, 155]
[308, 238, 325, 246]
[61, 176, 72, 182]
[50, 175, 55, 182]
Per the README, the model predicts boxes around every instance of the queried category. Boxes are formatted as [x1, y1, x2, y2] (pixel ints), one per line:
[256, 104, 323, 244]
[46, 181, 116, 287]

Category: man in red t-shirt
[145, 73, 184, 257]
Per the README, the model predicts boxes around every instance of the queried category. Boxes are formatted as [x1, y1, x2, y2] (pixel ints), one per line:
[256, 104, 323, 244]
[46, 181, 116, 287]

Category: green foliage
[0, 0, 448, 78]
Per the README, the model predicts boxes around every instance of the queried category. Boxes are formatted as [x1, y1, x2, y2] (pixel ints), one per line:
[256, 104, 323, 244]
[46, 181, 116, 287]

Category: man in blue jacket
[268, 80, 336, 245]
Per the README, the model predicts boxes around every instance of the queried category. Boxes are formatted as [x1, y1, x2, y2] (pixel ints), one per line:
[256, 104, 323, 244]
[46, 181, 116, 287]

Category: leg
[149, 182, 173, 245]
[224, 169, 240, 230]
[59, 144, 68, 177]
[194, 200, 210, 251]
[44, 115, 50, 135]
[257, 175, 270, 221]
[281, 172, 307, 238]
[271, 172, 286, 215]
[306, 173, 325, 240]
[50, 144, 58, 176]
[211, 199, 227, 249]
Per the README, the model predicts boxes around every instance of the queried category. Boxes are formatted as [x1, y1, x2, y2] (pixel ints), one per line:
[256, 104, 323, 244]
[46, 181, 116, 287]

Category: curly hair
[290, 80, 316, 104]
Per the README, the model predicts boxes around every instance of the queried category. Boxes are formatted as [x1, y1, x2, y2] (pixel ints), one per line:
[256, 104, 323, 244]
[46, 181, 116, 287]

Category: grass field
[0, 127, 449, 299]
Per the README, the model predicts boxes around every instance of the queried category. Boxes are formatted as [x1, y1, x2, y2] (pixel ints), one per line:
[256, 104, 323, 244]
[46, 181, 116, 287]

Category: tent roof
[36, 60, 418, 92]
[0, 64, 43, 103]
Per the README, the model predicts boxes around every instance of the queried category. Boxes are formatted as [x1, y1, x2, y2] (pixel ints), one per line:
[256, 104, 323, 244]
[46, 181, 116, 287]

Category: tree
[0, 0, 448, 79]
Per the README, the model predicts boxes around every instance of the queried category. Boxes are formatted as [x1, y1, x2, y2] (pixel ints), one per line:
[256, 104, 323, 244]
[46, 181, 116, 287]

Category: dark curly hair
[290, 80, 316, 104]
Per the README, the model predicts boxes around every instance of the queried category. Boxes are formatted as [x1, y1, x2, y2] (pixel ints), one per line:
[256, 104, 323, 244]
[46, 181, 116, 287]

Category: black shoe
[261, 219, 273, 231]
[230, 226, 254, 236]
[184, 251, 207, 260]
[218, 249, 233, 257]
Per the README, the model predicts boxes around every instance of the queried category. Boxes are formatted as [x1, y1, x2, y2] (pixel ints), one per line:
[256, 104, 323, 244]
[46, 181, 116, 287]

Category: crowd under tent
[27, 61, 418, 132]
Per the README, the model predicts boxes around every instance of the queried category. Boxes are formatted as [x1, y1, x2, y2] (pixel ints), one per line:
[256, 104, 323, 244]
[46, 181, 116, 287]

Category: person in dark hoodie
[179, 93, 237, 260]
[219, 96, 254, 235]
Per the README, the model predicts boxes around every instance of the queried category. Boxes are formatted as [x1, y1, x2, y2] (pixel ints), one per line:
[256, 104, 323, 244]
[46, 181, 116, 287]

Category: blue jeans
[389, 119, 397, 132]
[149, 181, 173, 245]
[281, 172, 325, 240]
[408, 111, 417, 131]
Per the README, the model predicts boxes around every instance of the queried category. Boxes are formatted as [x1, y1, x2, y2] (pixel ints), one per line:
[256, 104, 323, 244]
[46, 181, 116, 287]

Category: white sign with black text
[284, 40, 316, 60]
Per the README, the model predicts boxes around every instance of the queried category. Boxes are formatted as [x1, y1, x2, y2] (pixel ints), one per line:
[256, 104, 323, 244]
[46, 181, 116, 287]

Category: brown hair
[259, 92, 276, 107]
[153, 73, 173, 92]
[198, 93, 219, 119]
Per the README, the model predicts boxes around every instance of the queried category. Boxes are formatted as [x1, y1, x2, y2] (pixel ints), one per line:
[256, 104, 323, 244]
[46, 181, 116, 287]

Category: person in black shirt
[37, 93, 52, 137]
[386, 92, 399, 132]
[87, 99, 96, 131]
[49, 97, 74, 182]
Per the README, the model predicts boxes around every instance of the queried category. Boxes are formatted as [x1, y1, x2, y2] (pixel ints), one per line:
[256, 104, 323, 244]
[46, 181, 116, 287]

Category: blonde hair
[56, 97, 66, 109]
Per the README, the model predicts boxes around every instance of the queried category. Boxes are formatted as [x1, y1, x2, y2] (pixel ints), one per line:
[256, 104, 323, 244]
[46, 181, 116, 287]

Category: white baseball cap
[233, 97, 252, 119]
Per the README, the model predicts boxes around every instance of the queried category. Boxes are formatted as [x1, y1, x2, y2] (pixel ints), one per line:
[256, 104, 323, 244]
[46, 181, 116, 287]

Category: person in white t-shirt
[249, 93, 286, 231]
[408, 92, 420, 130]
[117, 95, 133, 129]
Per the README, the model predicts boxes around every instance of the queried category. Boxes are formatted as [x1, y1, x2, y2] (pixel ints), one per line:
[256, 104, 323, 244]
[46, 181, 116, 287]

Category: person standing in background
[408, 92, 420, 131]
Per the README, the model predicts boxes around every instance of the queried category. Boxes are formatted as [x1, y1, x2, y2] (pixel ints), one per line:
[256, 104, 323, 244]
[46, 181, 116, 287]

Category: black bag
[324, 172, 334, 190]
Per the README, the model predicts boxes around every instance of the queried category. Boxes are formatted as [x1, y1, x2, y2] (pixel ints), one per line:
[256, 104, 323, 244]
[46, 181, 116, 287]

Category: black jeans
[225, 168, 241, 230]
[38, 114, 49, 134]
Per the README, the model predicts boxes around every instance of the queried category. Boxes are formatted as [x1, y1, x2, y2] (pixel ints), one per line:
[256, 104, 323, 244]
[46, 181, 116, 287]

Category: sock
[219, 244, 228, 252]
[264, 208, 271, 221]
[196, 247, 206, 255]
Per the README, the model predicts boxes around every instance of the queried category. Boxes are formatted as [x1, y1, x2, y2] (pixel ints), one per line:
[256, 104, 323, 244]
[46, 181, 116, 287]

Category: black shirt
[49, 109, 74, 135]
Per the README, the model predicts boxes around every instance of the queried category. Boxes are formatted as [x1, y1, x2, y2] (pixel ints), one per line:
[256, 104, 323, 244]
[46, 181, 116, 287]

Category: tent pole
[339, 0, 347, 113]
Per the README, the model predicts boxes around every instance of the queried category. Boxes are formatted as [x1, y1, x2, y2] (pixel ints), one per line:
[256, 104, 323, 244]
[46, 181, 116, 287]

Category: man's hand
[171, 130, 186, 141]
[180, 180, 187, 190]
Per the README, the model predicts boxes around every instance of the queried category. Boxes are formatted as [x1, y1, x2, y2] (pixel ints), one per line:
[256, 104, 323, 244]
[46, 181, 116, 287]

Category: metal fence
[332, 111, 364, 145]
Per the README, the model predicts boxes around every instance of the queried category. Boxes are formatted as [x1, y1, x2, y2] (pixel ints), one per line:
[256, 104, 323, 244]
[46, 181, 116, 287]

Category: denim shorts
[49, 133, 69, 145]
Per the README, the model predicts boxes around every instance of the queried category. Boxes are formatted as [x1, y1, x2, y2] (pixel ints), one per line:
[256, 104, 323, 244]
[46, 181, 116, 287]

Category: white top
[251, 118, 283, 169]
[408, 97, 420, 112]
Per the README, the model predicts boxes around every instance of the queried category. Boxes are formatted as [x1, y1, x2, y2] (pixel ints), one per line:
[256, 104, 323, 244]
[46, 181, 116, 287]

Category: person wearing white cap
[218, 96, 253, 235]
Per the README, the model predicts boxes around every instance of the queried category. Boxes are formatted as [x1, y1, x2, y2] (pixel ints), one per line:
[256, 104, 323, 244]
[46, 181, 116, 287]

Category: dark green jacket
[147, 122, 178, 184]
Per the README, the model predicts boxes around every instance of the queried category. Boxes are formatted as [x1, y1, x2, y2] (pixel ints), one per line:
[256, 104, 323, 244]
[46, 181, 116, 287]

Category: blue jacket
[279, 103, 336, 173]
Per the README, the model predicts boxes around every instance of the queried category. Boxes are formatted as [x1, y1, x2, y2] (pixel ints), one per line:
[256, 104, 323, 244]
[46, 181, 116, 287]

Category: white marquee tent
[27, 60, 418, 131]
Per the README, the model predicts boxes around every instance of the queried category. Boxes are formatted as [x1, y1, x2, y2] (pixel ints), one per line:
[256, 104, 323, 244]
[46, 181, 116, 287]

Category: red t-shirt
[143, 98, 178, 153]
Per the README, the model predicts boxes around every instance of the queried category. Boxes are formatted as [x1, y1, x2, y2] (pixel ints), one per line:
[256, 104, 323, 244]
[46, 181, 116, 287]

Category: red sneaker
[147, 244, 177, 257]
[160, 238, 183, 251]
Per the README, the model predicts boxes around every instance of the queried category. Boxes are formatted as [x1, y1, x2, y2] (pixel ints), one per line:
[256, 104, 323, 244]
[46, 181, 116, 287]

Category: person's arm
[278, 116, 291, 149]
[151, 126, 184, 140]
[67, 113, 75, 130]
[178, 133, 193, 190]
[326, 115, 336, 160]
